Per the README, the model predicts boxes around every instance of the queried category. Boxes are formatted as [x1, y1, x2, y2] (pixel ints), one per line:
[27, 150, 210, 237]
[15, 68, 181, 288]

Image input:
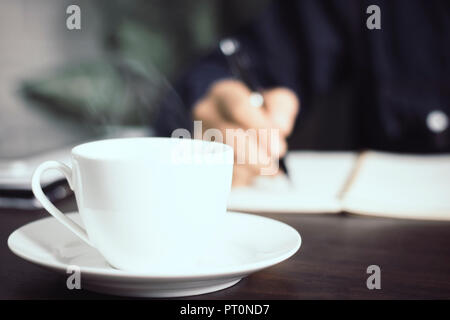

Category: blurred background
[0, 0, 270, 159]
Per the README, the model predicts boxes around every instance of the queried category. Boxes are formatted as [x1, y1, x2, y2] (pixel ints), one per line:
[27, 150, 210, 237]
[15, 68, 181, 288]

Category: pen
[219, 38, 290, 178]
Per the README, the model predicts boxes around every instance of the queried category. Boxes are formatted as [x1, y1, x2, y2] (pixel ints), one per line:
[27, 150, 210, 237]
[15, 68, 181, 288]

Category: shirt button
[426, 110, 448, 133]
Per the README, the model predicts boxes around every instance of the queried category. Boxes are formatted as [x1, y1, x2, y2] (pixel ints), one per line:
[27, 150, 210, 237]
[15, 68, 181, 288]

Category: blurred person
[155, 0, 450, 186]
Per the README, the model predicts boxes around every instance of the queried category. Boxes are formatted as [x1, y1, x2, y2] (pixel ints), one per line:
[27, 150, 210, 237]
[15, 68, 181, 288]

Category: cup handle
[31, 161, 93, 246]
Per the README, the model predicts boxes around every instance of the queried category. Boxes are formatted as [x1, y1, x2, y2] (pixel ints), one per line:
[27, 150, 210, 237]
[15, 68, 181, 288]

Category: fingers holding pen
[193, 80, 297, 186]
[212, 80, 272, 130]
[263, 87, 300, 137]
[210, 80, 289, 158]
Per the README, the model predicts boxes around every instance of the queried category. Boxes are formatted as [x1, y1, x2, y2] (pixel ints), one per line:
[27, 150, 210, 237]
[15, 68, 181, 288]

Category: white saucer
[8, 211, 301, 298]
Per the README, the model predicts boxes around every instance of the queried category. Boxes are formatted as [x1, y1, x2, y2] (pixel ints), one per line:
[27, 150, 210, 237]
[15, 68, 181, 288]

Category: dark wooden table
[1, 197, 450, 299]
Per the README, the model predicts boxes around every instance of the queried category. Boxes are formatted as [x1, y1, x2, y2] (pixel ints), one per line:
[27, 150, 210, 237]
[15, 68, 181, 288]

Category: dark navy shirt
[155, 0, 450, 153]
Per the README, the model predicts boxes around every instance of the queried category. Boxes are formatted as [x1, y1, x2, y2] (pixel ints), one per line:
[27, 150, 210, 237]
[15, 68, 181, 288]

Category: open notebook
[227, 151, 450, 221]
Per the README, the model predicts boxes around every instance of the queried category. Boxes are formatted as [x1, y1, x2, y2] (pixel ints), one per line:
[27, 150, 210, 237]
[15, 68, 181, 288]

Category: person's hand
[193, 79, 299, 186]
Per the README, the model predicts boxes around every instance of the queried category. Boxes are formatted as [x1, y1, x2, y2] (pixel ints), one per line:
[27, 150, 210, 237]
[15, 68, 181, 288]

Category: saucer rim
[8, 211, 301, 280]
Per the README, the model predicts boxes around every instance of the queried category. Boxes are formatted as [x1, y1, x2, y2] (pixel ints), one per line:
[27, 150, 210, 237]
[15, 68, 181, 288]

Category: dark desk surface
[1, 197, 450, 300]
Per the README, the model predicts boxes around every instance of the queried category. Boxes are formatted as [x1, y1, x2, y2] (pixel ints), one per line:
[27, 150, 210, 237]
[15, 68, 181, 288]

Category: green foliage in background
[22, 58, 167, 126]
[21, 0, 268, 126]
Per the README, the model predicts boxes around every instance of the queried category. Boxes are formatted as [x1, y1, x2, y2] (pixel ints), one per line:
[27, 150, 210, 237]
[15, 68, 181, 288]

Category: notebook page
[342, 152, 450, 220]
[227, 151, 357, 213]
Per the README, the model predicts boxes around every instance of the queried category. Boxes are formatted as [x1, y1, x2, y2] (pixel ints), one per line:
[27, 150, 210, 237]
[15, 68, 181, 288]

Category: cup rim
[71, 137, 234, 162]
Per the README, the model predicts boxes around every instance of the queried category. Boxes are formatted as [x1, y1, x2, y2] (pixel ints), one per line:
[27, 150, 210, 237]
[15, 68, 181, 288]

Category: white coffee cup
[31, 137, 234, 272]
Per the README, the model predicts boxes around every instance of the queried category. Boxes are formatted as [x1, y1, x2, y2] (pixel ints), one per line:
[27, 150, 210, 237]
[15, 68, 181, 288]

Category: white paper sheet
[0, 148, 72, 189]
[227, 151, 357, 213]
[342, 152, 450, 220]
